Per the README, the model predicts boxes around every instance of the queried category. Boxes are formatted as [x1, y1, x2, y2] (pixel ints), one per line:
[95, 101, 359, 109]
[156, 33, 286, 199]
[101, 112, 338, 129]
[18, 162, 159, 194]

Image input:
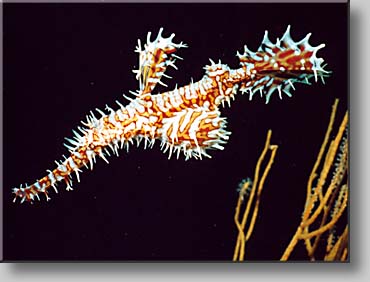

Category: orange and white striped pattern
[12, 26, 330, 203]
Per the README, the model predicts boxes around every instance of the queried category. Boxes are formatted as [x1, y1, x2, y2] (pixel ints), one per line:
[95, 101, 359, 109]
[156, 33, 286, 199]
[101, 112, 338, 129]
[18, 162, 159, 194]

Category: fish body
[12, 26, 329, 203]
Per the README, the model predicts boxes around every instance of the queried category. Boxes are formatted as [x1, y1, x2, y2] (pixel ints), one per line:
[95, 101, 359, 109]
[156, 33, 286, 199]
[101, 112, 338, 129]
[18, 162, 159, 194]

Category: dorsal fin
[132, 28, 187, 95]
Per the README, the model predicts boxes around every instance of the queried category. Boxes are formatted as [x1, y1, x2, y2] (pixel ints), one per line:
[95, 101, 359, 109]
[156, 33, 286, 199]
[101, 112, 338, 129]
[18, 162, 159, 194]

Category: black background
[3, 3, 347, 261]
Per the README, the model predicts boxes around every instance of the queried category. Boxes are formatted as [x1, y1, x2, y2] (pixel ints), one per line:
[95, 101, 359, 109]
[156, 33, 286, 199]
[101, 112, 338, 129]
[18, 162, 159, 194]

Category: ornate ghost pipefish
[12, 26, 330, 203]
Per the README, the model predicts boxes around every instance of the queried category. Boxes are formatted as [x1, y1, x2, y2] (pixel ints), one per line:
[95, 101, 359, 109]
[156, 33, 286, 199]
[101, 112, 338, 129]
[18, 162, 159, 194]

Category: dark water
[3, 2, 348, 261]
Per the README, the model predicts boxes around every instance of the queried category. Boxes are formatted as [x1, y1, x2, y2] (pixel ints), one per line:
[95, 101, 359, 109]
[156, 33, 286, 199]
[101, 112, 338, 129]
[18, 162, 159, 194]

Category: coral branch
[233, 130, 278, 261]
[281, 99, 348, 261]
